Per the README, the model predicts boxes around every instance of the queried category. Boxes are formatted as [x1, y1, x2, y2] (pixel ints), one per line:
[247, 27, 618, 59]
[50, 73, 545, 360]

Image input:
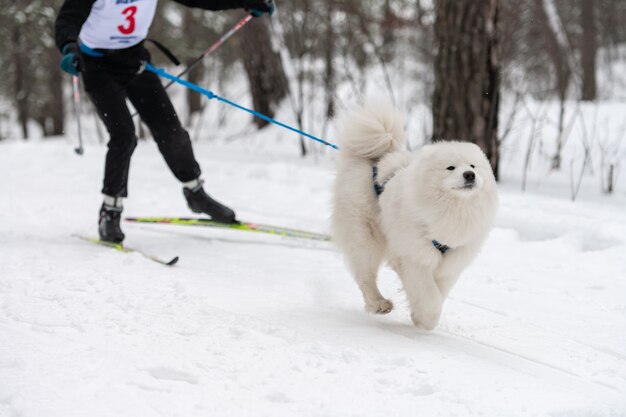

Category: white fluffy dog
[332, 101, 498, 330]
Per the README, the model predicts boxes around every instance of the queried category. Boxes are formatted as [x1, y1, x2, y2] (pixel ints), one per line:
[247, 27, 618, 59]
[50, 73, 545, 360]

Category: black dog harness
[431, 240, 451, 254]
[372, 165, 452, 255]
[372, 165, 387, 197]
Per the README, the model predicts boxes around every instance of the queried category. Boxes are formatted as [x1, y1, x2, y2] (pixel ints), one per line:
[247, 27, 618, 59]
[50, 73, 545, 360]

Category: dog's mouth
[454, 182, 476, 191]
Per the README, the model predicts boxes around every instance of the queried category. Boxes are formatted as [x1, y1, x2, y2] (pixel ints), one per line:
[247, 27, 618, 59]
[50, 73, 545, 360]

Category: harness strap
[373, 166, 451, 255]
[372, 165, 386, 197]
[78, 39, 181, 67]
[145, 38, 181, 66]
[79, 42, 105, 57]
[432, 240, 451, 254]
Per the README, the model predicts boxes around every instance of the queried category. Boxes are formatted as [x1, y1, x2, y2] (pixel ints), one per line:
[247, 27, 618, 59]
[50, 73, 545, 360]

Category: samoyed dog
[332, 101, 498, 330]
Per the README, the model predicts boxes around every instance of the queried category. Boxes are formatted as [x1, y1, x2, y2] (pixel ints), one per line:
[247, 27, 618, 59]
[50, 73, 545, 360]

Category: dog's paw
[366, 299, 394, 314]
[410, 312, 440, 331]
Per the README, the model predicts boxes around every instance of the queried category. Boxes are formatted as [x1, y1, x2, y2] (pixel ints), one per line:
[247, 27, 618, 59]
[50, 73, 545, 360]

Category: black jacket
[55, 0, 245, 51]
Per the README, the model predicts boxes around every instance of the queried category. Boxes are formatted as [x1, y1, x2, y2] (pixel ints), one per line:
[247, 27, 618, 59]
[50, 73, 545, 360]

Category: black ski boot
[183, 181, 236, 223]
[98, 204, 125, 243]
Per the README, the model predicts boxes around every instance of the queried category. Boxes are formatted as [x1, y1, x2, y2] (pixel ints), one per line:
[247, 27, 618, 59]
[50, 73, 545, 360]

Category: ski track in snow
[1, 141, 625, 417]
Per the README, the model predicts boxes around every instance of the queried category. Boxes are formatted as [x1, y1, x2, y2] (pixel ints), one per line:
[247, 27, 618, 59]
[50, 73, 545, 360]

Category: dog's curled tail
[337, 100, 407, 160]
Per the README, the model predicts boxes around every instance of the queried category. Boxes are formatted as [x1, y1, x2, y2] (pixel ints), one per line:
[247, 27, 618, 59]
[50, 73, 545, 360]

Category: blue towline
[145, 63, 339, 150]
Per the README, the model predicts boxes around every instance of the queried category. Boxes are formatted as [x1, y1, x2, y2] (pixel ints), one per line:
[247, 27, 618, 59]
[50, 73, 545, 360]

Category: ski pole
[131, 14, 253, 119]
[71, 75, 84, 155]
[164, 14, 252, 90]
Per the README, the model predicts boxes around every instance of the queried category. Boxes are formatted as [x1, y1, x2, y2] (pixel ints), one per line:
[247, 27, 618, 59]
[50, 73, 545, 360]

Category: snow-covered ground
[1, 125, 625, 417]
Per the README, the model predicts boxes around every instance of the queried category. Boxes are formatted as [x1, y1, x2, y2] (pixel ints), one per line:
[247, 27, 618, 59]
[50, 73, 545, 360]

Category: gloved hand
[244, 0, 275, 17]
[60, 42, 84, 76]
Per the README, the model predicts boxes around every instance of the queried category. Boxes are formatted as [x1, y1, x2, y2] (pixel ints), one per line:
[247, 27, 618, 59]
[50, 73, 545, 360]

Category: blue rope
[145, 63, 339, 150]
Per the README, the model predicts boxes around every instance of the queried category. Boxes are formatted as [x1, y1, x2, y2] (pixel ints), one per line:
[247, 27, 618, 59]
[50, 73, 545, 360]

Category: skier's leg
[82, 63, 136, 241]
[126, 70, 200, 182]
[82, 67, 137, 198]
[127, 70, 236, 223]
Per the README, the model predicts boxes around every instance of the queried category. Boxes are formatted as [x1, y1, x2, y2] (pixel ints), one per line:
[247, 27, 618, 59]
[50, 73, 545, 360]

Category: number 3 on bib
[118, 6, 137, 35]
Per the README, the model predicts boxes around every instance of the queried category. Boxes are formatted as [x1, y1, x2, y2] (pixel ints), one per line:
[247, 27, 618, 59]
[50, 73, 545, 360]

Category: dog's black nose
[463, 171, 475, 182]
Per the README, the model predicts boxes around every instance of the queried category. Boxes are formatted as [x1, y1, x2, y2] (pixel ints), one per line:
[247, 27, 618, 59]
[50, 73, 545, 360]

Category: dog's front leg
[398, 260, 443, 330]
[435, 245, 480, 299]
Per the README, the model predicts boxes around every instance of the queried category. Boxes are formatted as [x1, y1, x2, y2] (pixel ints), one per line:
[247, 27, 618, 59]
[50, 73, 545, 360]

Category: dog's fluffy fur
[332, 101, 498, 330]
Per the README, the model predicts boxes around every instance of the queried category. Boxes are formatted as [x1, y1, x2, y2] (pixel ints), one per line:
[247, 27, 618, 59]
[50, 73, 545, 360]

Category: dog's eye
[446, 166, 455, 171]
[470, 165, 475, 168]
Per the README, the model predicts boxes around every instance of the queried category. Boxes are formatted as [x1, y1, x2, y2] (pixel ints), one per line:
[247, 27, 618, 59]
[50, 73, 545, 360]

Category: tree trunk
[240, 18, 289, 129]
[185, 58, 204, 126]
[13, 25, 29, 139]
[47, 46, 65, 136]
[532, 0, 571, 169]
[533, 0, 571, 102]
[182, 8, 204, 126]
[580, 0, 597, 101]
[432, 0, 500, 179]
[321, 1, 336, 139]
[381, 0, 395, 62]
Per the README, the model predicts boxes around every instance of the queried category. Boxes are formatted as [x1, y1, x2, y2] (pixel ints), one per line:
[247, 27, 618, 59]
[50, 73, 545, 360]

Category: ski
[73, 235, 179, 266]
[125, 217, 332, 242]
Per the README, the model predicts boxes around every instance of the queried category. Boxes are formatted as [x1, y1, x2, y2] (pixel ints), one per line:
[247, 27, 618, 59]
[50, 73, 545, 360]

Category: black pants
[82, 43, 201, 197]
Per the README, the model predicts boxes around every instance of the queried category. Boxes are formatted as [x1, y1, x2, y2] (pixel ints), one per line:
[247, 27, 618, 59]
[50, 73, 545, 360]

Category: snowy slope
[1, 137, 625, 417]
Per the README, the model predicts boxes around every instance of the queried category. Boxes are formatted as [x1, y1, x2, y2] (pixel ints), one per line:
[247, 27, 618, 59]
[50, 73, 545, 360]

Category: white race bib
[79, 0, 158, 50]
